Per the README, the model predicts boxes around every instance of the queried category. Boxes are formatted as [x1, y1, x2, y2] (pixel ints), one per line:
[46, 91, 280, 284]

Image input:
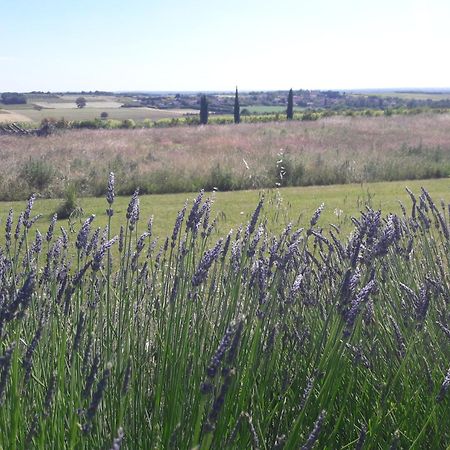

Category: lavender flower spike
[192, 239, 223, 287]
[23, 193, 36, 228]
[106, 172, 115, 205]
[46, 213, 57, 242]
[310, 203, 325, 227]
[436, 367, 450, 402]
[92, 237, 118, 271]
[76, 215, 95, 251]
[301, 410, 326, 450]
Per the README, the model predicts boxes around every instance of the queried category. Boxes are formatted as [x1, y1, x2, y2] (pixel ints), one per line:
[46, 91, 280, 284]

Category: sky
[1, 0, 450, 92]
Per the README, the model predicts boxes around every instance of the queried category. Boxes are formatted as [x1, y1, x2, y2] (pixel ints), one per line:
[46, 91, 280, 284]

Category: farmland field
[244, 105, 287, 113]
[0, 94, 198, 124]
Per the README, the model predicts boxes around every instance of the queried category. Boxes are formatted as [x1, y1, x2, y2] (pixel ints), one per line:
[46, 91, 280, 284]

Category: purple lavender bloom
[110, 427, 124, 450]
[92, 237, 118, 271]
[76, 215, 95, 252]
[106, 172, 115, 206]
[129, 198, 140, 231]
[5, 209, 13, 251]
[126, 189, 140, 230]
[246, 197, 264, 238]
[23, 193, 36, 228]
[118, 225, 124, 253]
[136, 232, 149, 253]
[147, 215, 153, 235]
[0, 342, 16, 405]
[86, 228, 100, 257]
[60, 226, 68, 250]
[436, 367, 450, 402]
[310, 203, 324, 227]
[221, 230, 233, 261]
[301, 410, 326, 450]
[171, 204, 187, 248]
[46, 213, 57, 242]
[344, 278, 376, 336]
[126, 189, 139, 219]
[14, 212, 24, 240]
[192, 239, 223, 287]
[6, 271, 36, 321]
[206, 323, 236, 378]
[186, 190, 204, 232]
[247, 224, 264, 258]
[230, 238, 244, 273]
[32, 230, 43, 255]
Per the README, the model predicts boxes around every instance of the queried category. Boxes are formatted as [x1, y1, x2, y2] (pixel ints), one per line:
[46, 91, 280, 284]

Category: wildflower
[436, 367, 450, 402]
[46, 213, 57, 242]
[5, 209, 13, 251]
[310, 203, 325, 227]
[246, 197, 264, 238]
[22, 323, 43, 386]
[171, 204, 186, 247]
[301, 410, 326, 450]
[92, 237, 118, 271]
[118, 225, 124, 253]
[186, 190, 204, 232]
[6, 270, 35, 321]
[110, 427, 124, 450]
[23, 193, 36, 228]
[344, 278, 376, 336]
[83, 362, 112, 433]
[206, 321, 237, 378]
[207, 368, 235, 425]
[106, 172, 115, 216]
[43, 371, 57, 417]
[76, 215, 95, 252]
[0, 342, 16, 405]
[192, 239, 223, 287]
[355, 424, 367, 450]
[126, 189, 140, 230]
[14, 212, 24, 240]
[86, 227, 100, 257]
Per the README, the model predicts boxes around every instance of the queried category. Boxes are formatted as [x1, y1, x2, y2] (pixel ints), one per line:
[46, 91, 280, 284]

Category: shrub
[56, 183, 80, 219]
[20, 158, 55, 191]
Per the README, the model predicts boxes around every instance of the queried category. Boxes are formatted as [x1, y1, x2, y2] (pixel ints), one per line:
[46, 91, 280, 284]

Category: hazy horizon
[2, 0, 450, 92]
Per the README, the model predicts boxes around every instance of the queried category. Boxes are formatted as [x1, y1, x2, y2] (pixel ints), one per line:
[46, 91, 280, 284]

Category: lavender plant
[0, 181, 449, 449]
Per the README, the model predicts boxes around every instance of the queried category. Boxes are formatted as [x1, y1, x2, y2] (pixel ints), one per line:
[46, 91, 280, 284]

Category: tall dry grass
[0, 113, 449, 199]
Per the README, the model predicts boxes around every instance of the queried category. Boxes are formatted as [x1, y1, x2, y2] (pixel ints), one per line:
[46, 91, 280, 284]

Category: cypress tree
[287, 88, 294, 120]
[234, 86, 240, 124]
[200, 95, 208, 125]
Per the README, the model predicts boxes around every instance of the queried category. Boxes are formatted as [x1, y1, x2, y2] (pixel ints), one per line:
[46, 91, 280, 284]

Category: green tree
[200, 95, 208, 125]
[287, 88, 294, 120]
[76, 97, 87, 108]
[234, 86, 240, 124]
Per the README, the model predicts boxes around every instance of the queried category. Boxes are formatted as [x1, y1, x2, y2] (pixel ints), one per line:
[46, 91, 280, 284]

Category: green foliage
[200, 94, 208, 125]
[1, 92, 27, 104]
[76, 96, 87, 108]
[121, 118, 136, 129]
[234, 87, 240, 124]
[55, 183, 80, 219]
[287, 88, 294, 120]
[20, 158, 55, 191]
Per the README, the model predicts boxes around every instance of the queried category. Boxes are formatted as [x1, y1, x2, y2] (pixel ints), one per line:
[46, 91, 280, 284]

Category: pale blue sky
[1, 0, 450, 92]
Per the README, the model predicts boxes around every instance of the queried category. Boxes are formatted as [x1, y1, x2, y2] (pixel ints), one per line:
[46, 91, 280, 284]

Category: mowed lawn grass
[1, 178, 448, 241]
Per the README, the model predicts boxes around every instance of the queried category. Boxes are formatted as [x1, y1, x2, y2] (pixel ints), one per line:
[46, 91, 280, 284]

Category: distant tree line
[200, 87, 295, 124]
[1, 92, 27, 105]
